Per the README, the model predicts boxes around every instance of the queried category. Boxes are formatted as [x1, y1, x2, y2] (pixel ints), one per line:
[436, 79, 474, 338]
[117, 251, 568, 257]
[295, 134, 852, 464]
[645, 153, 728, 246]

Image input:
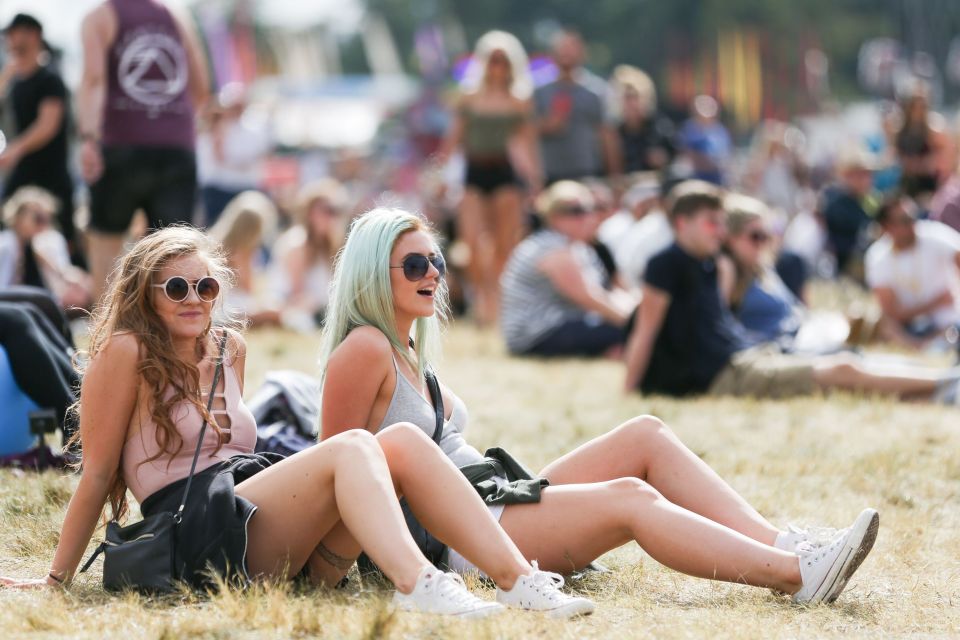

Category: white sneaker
[496, 562, 596, 618]
[391, 566, 505, 619]
[775, 524, 840, 553]
[792, 508, 880, 604]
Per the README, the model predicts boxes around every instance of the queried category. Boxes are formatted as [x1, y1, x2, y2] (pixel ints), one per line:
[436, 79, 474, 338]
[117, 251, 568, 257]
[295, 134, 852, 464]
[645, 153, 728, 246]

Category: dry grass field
[1, 321, 959, 639]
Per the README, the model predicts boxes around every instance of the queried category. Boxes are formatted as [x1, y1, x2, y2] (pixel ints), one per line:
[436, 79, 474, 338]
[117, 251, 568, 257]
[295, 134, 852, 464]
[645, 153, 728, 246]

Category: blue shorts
[523, 318, 625, 357]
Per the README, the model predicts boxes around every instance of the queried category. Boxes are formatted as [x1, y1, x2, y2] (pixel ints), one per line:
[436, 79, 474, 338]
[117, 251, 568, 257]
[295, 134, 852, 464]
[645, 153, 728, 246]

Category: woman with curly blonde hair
[0, 225, 594, 619]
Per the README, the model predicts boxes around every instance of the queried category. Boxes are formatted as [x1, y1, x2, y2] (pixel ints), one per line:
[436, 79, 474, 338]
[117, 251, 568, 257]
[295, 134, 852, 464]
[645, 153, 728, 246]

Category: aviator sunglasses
[390, 254, 446, 281]
[152, 276, 221, 303]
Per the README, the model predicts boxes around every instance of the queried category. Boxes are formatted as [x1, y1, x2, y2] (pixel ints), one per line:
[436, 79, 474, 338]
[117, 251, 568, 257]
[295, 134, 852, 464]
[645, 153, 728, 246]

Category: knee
[325, 428, 380, 457]
[608, 477, 662, 507]
[615, 415, 672, 446]
[375, 422, 430, 460]
[0, 305, 32, 333]
[816, 356, 861, 383]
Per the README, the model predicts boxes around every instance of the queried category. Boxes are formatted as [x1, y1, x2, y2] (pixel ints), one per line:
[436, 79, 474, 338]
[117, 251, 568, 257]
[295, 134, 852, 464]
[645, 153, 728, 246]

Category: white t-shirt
[865, 220, 960, 329]
[0, 229, 72, 293]
[598, 209, 674, 287]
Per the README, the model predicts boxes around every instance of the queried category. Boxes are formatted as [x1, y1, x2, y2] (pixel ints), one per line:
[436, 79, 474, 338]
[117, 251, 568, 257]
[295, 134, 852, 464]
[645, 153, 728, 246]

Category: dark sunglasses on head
[391, 254, 446, 281]
[748, 230, 771, 245]
[152, 276, 221, 303]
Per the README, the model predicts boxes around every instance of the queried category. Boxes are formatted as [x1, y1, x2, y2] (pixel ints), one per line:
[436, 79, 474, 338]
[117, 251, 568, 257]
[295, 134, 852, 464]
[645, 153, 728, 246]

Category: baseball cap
[4, 13, 43, 35]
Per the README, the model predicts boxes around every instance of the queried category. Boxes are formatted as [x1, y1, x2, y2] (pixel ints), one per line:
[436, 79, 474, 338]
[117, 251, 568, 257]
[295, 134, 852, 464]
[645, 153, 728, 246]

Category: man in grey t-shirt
[534, 30, 620, 184]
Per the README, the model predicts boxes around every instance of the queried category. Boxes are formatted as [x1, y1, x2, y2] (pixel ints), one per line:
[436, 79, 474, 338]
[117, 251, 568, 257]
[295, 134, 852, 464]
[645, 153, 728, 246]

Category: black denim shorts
[88, 145, 197, 233]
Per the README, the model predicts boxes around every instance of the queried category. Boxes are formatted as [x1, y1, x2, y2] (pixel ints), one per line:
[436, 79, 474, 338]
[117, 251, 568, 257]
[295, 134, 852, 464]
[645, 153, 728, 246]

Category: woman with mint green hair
[320, 207, 880, 606]
[319, 208, 447, 385]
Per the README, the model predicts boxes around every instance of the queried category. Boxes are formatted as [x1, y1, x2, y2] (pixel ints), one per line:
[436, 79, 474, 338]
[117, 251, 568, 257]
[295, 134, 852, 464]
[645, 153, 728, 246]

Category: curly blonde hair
[76, 226, 239, 522]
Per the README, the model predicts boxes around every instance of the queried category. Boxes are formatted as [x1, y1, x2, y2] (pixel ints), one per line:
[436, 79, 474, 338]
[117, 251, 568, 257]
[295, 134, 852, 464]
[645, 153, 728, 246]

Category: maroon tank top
[102, 0, 195, 150]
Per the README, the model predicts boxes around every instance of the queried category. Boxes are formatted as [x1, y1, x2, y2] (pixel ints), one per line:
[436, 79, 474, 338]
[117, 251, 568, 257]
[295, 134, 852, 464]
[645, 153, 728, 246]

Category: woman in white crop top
[319, 207, 881, 606]
[0, 226, 594, 619]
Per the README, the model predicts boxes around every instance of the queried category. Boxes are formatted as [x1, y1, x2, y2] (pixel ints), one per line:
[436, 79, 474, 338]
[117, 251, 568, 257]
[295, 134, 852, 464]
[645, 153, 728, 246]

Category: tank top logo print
[116, 28, 188, 114]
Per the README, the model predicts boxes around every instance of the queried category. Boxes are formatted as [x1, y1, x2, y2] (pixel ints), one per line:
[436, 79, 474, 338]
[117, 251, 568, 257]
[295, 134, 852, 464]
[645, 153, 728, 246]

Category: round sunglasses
[152, 276, 221, 303]
[390, 254, 446, 281]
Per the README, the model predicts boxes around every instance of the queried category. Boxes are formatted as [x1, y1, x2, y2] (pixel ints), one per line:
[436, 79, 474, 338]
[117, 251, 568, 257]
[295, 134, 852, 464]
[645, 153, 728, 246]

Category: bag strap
[407, 338, 443, 445]
[423, 369, 444, 446]
[173, 331, 228, 524]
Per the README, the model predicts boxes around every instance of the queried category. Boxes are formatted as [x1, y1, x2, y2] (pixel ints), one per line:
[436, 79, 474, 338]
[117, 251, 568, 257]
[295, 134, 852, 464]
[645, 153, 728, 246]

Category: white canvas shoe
[391, 566, 505, 619]
[496, 562, 596, 618]
[775, 524, 839, 553]
[792, 508, 879, 604]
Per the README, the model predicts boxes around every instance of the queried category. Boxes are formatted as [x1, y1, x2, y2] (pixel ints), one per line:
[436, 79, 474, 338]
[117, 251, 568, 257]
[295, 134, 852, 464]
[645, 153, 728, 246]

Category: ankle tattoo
[315, 542, 355, 571]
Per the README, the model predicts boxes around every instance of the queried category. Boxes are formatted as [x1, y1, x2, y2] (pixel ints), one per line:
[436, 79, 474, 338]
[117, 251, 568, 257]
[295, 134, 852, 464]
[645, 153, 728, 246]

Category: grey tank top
[376, 358, 485, 468]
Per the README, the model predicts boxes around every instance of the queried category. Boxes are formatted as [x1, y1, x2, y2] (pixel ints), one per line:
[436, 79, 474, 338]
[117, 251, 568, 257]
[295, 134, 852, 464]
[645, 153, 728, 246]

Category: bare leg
[458, 188, 497, 325]
[498, 478, 802, 593]
[489, 186, 524, 279]
[812, 354, 942, 397]
[540, 416, 780, 545]
[87, 231, 126, 304]
[236, 430, 429, 593]
[301, 424, 531, 588]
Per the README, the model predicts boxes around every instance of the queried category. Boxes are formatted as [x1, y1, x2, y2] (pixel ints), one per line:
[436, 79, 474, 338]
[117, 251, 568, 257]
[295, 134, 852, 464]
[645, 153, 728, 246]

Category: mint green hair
[318, 208, 449, 385]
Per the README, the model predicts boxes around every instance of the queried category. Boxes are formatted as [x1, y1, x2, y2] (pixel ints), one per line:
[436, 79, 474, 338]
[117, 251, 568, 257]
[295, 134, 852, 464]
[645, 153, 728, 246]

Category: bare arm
[600, 123, 623, 178]
[76, 6, 113, 183]
[538, 247, 631, 326]
[716, 254, 736, 307]
[0, 99, 64, 169]
[320, 327, 392, 440]
[1, 334, 139, 589]
[509, 99, 543, 192]
[435, 95, 466, 166]
[623, 284, 671, 392]
[874, 286, 953, 324]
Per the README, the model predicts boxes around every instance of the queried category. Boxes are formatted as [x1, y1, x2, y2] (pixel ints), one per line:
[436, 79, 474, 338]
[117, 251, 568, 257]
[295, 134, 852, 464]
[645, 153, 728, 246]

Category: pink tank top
[121, 358, 257, 503]
[102, 0, 195, 150]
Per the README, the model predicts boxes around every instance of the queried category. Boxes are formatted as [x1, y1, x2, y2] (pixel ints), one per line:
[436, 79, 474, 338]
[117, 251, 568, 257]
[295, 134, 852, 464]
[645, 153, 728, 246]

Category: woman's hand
[0, 575, 59, 590]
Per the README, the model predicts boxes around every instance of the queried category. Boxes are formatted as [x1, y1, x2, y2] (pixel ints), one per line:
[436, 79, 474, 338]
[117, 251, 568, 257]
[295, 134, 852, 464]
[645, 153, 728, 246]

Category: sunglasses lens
[431, 255, 446, 278]
[196, 277, 220, 302]
[164, 277, 190, 301]
[402, 255, 430, 281]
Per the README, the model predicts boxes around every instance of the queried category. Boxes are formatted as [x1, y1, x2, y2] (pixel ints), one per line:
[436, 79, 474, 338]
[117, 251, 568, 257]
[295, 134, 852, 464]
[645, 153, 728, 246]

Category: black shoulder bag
[78, 334, 228, 592]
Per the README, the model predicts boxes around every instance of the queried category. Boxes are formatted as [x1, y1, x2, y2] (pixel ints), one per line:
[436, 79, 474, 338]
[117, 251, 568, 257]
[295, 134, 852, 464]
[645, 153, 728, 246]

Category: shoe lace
[786, 523, 841, 547]
[798, 534, 844, 566]
[433, 571, 481, 607]
[528, 561, 567, 602]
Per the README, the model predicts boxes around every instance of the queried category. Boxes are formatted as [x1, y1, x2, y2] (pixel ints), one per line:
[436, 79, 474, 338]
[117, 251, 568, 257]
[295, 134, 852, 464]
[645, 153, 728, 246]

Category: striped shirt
[500, 229, 606, 352]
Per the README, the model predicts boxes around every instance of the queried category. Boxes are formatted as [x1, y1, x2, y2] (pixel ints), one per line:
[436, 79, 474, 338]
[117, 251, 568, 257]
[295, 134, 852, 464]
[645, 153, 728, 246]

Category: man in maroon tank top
[77, 0, 210, 301]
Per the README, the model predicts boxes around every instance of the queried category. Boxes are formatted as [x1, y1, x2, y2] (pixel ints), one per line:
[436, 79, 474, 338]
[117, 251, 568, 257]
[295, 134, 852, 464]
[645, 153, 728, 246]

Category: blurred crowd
[1, 6, 959, 397]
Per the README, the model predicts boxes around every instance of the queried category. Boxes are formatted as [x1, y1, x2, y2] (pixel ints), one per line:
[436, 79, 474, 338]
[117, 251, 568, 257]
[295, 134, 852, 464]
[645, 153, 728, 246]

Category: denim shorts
[89, 145, 197, 233]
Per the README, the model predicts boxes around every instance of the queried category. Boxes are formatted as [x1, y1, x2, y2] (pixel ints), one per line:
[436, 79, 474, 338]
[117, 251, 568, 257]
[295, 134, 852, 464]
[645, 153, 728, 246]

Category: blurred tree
[352, 0, 902, 118]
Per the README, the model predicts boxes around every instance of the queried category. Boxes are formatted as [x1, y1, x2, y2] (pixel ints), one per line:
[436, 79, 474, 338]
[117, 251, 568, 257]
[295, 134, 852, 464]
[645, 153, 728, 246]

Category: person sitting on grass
[0, 226, 594, 620]
[624, 180, 960, 402]
[319, 206, 880, 606]
[208, 190, 282, 328]
[0, 186, 91, 311]
[865, 193, 960, 352]
[718, 193, 850, 354]
[500, 180, 638, 358]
